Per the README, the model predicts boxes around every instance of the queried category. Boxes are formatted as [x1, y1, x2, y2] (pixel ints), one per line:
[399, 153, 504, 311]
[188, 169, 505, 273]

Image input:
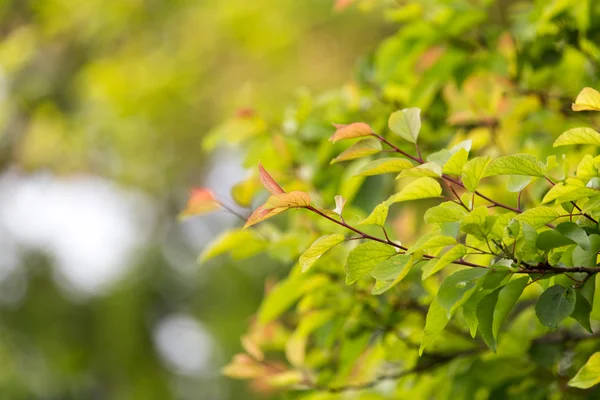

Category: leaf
[572, 87, 600, 111]
[556, 222, 591, 251]
[331, 138, 382, 163]
[461, 156, 492, 192]
[535, 285, 576, 330]
[407, 234, 456, 255]
[568, 353, 600, 389]
[571, 291, 593, 333]
[265, 191, 311, 208]
[258, 275, 328, 324]
[491, 277, 529, 349]
[576, 155, 599, 179]
[329, 122, 373, 142]
[345, 242, 397, 284]
[388, 107, 421, 143]
[476, 289, 500, 351]
[299, 234, 345, 272]
[442, 148, 469, 176]
[515, 206, 560, 228]
[419, 298, 449, 355]
[542, 180, 585, 204]
[536, 230, 576, 252]
[385, 177, 442, 205]
[259, 162, 285, 194]
[483, 154, 545, 178]
[424, 202, 468, 223]
[397, 163, 442, 178]
[244, 204, 288, 229]
[179, 188, 221, 219]
[333, 195, 346, 216]
[554, 127, 600, 147]
[200, 229, 266, 262]
[359, 203, 389, 227]
[507, 175, 532, 193]
[354, 158, 413, 176]
[437, 268, 488, 317]
[421, 244, 467, 279]
[572, 234, 600, 267]
[370, 255, 413, 294]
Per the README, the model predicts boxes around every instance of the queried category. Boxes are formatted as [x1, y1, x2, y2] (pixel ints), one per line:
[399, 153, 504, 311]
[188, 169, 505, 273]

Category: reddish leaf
[179, 188, 221, 219]
[258, 162, 285, 195]
[244, 205, 288, 229]
[329, 122, 373, 143]
[333, 0, 354, 11]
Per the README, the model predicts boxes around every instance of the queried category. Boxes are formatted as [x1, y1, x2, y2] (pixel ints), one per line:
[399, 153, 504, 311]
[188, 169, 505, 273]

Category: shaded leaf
[370, 255, 413, 294]
[571, 291, 593, 333]
[438, 268, 488, 317]
[535, 285, 576, 330]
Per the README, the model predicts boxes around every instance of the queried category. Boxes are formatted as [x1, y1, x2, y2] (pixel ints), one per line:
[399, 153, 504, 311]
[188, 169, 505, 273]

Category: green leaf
[536, 230, 575, 252]
[329, 122, 373, 142]
[358, 203, 389, 227]
[554, 127, 600, 147]
[354, 157, 413, 176]
[442, 148, 469, 176]
[437, 268, 488, 317]
[535, 285, 576, 330]
[572, 234, 600, 267]
[483, 154, 545, 178]
[514, 206, 560, 228]
[568, 352, 600, 389]
[421, 244, 467, 279]
[385, 177, 442, 204]
[506, 175, 532, 193]
[331, 138, 382, 164]
[571, 291, 593, 333]
[345, 242, 397, 284]
[299, 234, 345, 272]
[419, 298, 449, 355]
[477, 277, 529, 352]
[572, 87, 600, 111]
[407, 234, 456, 255]
[424, 202, 468, 223]
[576, 155, 599, 179]
[258, 275, 328, 324]
[556, 222, 591, 251]
[461, 156, 492, 192]
[396, 163, 442, 178]
[370, 255, 413, 295]
[388, 107, 421, 143]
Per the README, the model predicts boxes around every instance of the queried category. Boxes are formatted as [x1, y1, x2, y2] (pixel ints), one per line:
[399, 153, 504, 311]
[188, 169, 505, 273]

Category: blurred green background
[0, 0, 389, 399]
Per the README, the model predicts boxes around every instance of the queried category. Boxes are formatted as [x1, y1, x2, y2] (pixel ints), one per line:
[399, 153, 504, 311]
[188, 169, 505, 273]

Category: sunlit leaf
[461, 156, 492, 192]
[354, 157, 413, 176]
[345, 242, 397, 284]
[265, 191, 311, 208]
[388, 107, 421, 143]
[299, 234, 345, 272]
[333, 195, 346, 215]
[358, 203, 389, 227]
[483, 154, 545, 177]
[396, 162, 442, 178]
[331, 138, 382, 164]
[572, 87, 600, 111]
[421, 244, 468, 279]
[419, 298, 449, 355]
[442, 148, 469, 176]
[554, 128, 600, 147]
[385, 177, 442, 204]
[329, 122, 373, 143]
[514, 206, 560, 228]
[569, 352, 600, 389]
[424, 202, 468, 223]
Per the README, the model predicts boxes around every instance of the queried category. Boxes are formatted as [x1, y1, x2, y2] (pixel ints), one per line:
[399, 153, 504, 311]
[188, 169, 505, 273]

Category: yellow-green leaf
[385, 177, 442, 204]
[359, 203, 389, 226]
[421, 244, 467, 279]
[572, 87, 600, 111]
[483, 154, 545, 178]
[354, 158, 413, 176]
[331, 138, 382, 164]
[345, 242, 397, 284]
[568, 352, 600, 389]
[388, 107, 421, 143]
[396, 163, 442, 178]
[299, 234, 345, 272]
[200, 229, 266, 262]
[554, 128, 600, 147]
[576, 155, 599, 179]
[265, 191, 311, 208]
[442, 148, 469, 176]
[370, 255, 414, 295]
[419, 298, 450, 355]
[244, 205, 287, 229]
[461, 156, 492, 192]
[515, 206, 560, 228]
[329, 122, 373, 142]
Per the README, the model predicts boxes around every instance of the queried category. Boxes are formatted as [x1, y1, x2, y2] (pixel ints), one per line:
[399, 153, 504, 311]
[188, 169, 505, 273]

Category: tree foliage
[188, 0, 600, 398]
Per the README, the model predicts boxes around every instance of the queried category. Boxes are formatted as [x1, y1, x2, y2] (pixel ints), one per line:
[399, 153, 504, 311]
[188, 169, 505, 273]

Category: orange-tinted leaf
[331, 138, 382, 164]
[258, 162, 285, 195]
[265, 191, 311, 208]
[222, 354, 266, 379]
[178, 188, 221, 220]
[244, 205, 287, 229]
[329, 122, 373, 143]
[333, 0, 354, 11]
